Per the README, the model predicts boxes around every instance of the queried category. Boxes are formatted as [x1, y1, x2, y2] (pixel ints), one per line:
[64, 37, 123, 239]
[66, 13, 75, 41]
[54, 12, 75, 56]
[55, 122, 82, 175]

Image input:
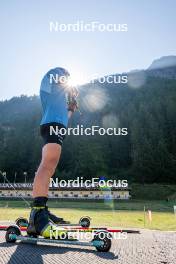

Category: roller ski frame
[5, 224, 112, 252]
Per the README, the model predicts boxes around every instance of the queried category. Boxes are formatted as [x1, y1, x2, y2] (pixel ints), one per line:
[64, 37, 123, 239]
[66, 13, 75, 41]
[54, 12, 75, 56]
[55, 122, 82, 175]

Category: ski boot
[27, 206, 68, 239]
[46, 206, 70, 225]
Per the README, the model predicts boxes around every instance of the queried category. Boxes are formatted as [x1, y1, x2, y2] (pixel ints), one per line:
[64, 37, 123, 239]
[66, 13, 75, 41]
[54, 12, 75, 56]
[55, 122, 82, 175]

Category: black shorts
[40, 122, 66, 146]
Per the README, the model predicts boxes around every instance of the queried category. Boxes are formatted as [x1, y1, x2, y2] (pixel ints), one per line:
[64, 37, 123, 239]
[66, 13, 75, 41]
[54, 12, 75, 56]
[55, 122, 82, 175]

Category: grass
[0, 198, 175, 212]
[0, 199, 176, 231]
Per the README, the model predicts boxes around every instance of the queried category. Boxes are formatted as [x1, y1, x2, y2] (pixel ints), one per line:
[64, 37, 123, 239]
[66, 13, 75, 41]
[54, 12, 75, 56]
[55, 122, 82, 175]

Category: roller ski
[5, 207, 111, 252]
[5, 201, 111, 252]
[5, 224, 112, 252]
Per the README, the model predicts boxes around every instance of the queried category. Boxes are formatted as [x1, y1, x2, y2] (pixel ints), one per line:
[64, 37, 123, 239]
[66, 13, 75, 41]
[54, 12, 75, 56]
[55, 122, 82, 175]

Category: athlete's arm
[67, 103, 78, 118]
[68, 110, 73, 119]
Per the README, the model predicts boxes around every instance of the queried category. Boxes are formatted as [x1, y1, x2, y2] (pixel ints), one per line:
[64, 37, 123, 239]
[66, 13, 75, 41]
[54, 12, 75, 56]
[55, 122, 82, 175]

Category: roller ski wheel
[15, 217, 29, 227]
[5, 225, 21, 243]
[93, 232, 112, 252]
[79, 216, 91, 228]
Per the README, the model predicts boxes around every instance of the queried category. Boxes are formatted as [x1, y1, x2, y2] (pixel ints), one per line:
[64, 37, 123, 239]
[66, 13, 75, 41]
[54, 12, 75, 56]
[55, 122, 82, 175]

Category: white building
[0, 183, 131, 200]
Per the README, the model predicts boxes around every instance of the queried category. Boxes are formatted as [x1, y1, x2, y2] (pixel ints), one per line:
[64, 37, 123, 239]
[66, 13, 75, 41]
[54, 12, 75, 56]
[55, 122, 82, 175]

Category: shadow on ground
[0, 241, 118, 264]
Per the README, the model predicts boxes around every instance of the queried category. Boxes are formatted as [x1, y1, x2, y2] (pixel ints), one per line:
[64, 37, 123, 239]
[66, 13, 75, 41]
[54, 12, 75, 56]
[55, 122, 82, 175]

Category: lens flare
[102, 114, 119, 128]
[99, 176, 115, 210]
[82, 86, 109, 112]
[128, 71, 146, 89]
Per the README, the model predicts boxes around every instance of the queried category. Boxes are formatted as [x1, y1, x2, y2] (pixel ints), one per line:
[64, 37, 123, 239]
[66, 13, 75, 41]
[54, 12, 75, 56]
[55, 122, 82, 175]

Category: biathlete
[27, 67, 78, 238]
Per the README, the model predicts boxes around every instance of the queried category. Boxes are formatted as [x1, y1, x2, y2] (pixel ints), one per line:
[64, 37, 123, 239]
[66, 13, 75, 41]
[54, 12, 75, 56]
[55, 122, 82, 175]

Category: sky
[0, 0, 176, 100]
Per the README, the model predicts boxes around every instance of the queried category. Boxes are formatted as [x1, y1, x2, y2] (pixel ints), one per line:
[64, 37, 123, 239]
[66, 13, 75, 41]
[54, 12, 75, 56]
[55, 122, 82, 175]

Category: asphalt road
[0, 228, 175, 264]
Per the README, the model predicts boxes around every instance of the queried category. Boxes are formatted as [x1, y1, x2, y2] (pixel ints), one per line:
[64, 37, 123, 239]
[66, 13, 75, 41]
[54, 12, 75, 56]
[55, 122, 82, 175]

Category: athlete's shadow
[0, 241, 118, 264]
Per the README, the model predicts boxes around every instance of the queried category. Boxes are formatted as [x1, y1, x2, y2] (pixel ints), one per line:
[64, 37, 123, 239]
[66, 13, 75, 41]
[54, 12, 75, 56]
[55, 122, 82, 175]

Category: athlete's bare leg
[32, 143, 61, 197]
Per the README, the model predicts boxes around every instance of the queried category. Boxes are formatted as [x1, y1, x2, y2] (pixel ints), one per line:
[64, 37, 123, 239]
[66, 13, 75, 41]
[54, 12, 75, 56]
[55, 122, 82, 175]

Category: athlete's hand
[70, 87, 79, 98]
[68, 103, 78, 112]
[67, 87, 79, 112]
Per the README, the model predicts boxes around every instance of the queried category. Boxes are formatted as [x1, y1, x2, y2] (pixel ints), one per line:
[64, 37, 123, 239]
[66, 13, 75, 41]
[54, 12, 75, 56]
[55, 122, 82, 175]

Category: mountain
[148, 56, 176, 69]
[147, 56, 176, 79]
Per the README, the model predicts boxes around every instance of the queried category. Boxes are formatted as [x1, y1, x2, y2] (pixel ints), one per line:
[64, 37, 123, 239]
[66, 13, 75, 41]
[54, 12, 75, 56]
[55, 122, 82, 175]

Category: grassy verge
[0, 199, 175, 212]
[0, 199, 175, 231]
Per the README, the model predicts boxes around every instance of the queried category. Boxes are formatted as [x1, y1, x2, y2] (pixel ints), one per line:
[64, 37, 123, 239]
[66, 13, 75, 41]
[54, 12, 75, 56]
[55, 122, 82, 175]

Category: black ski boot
[27, 197, 68, 238]
[27, 206, 68, 239]
[46, 207, 70, 224]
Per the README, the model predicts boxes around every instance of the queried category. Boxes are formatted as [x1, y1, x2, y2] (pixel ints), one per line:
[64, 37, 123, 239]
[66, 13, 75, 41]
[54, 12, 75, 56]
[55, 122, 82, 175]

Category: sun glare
[67, 71, 88, 87]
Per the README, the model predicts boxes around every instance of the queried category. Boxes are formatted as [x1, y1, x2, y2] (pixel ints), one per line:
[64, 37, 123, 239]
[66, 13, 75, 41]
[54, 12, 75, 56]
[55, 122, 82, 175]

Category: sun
[67, 71, 88, 87]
